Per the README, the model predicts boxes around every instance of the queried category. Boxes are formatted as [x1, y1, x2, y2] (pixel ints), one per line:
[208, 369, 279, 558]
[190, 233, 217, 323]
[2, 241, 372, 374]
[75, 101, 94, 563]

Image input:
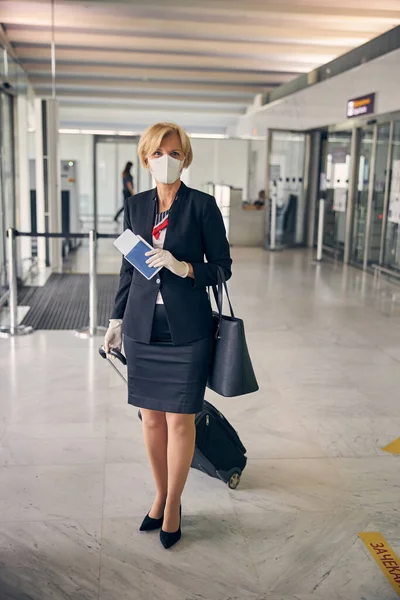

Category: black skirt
[123, 305, 214, 414]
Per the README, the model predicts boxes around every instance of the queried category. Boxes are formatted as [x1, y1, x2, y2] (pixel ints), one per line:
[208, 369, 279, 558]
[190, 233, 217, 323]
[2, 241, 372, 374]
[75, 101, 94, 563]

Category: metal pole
[264, 129, 272, 249]
[344, 128, 359, 264]
[89, 229, 97, 336]
[270, 192, 277, 250]
[316, 199, 325, 261]
[0, 228, 33, 338]
[363, 124, 378, 271]
[306, 132, 322, 248]
[8, 228, 16, 334]
[302, 133, 311, 245]
[379, 120, 394, 266]
[50, 0, 56, 100]
[93, 135, 97, 232]
[75, 229, 106, 339]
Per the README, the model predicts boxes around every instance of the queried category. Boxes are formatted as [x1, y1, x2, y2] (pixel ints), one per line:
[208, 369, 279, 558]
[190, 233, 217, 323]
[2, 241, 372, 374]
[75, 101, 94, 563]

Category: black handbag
[207, 267, 259, 397]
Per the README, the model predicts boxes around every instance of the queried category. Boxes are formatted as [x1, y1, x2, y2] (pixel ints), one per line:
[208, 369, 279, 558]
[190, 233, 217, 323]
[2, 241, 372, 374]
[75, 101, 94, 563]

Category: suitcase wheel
[228, 472, 241, 490]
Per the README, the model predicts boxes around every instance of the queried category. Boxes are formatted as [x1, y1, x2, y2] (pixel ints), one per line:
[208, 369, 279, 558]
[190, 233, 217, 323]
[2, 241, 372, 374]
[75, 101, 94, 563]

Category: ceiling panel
[1, 0, 399, 132]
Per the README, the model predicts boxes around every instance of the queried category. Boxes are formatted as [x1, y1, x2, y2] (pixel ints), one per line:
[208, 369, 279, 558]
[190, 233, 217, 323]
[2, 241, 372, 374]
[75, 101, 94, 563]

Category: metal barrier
[270, 194, 277, 251]
[372, 264, 400, 281]
[0, 228, 118, 339]
[76, 230, 107, 339]
[316, 198, 325, 262]
[0, 228, 33, 338]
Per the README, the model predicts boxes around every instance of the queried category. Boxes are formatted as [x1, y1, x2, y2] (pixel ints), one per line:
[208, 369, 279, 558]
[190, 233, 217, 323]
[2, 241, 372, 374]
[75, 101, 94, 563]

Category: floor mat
[18, 273, 119, 330]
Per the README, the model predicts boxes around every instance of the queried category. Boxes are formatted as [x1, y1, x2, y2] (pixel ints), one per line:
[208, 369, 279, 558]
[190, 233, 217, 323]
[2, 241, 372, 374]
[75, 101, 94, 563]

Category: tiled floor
[1, 248, 400, 600]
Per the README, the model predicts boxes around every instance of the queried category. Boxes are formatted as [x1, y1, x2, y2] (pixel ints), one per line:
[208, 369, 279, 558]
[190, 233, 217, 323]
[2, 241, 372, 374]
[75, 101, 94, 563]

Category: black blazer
[111, 182, 232, 345]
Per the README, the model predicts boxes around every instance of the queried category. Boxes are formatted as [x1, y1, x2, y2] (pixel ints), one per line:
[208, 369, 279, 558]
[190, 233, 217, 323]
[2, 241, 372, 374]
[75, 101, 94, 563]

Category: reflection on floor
[1, 248, 400, 600]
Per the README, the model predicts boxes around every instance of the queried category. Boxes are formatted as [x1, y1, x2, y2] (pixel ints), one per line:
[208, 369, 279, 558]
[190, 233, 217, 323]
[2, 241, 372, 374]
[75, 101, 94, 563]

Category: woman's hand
[104, 319, 123, 356]
[146, 249, 189, 278]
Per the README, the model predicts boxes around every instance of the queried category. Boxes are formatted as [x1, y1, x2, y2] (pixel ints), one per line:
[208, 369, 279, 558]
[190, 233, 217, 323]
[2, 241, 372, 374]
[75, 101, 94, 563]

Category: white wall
[235, 48, 400, 135]
[53, 134, 267, 217]
[28, 131, 93, 222]
[187, 138, 264, 201]
[248, 139, 267, 202]
[59, 133, 93, 219]
[28, 131, 35, 161]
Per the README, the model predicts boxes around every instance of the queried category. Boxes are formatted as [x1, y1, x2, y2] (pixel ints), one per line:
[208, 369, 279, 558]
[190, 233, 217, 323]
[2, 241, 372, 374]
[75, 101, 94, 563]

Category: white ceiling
[234, 47, 400, 135]
[1, 0, 400, 133]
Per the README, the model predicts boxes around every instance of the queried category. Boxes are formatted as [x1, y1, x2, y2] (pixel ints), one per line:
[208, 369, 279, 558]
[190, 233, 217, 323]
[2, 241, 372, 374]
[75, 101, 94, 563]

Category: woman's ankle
[165, 497, 181, 514]
[149, 495, 167, 519]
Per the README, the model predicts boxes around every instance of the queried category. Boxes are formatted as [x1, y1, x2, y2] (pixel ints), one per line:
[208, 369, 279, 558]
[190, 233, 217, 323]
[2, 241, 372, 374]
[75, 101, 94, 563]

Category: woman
[114, 161, 134, 222]
[104, 122, 232, 549]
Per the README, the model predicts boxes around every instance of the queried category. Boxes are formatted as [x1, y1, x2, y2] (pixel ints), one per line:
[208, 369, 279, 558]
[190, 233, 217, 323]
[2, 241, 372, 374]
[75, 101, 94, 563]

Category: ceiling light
[80, 130, 117, 135]
[189, 133, 228, 139]
[59, 128, 80, 134]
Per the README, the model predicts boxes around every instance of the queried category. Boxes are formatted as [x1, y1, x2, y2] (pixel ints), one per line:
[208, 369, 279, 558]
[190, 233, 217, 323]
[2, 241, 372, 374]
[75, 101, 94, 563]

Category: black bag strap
[210, 266, 235, 323]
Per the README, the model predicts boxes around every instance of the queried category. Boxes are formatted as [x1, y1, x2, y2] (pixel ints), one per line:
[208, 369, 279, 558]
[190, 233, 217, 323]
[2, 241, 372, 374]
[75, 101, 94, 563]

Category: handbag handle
[209, 266, 235, 337]
[215, 266, 235, 318]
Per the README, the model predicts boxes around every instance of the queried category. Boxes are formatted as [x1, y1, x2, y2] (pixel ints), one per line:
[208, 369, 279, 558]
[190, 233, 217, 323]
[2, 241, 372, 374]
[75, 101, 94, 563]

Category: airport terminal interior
[1, 2, 400, 599]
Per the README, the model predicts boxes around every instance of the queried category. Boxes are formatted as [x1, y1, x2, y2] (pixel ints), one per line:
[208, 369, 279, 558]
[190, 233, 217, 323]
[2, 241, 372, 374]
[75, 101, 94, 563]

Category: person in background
[254, 189, 265, 209]
[114, 161, 134, 222]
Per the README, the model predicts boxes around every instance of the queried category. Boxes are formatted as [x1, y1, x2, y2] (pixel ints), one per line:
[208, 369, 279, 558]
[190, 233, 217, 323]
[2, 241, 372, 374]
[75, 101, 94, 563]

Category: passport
[113, 229, 162, 280]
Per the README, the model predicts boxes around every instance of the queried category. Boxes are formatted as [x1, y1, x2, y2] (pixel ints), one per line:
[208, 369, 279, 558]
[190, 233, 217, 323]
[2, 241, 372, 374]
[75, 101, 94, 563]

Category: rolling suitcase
[99, 347, 247, 489]
[192, 400, 247, 489]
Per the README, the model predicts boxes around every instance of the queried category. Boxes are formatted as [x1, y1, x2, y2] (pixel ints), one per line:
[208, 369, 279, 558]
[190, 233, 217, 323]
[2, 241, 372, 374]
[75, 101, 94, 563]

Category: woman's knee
[141, 409, 167, 430]
[166, 413, 195, 437]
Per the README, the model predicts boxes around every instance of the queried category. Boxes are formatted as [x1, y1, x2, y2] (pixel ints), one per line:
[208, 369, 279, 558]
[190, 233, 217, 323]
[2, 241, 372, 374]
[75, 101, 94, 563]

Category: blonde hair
[138, 122, 193, 169]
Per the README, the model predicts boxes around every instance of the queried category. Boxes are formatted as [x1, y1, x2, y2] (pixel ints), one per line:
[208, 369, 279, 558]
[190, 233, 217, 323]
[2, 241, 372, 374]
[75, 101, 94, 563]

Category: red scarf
[152, 212, 169, 240]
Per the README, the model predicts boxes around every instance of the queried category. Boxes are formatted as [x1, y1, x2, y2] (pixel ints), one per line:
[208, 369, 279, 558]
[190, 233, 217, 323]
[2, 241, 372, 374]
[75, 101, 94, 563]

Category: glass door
[322, 131, 352, 258]
[95, 137, 139, 233]
[367, 123, 390, 265]
[267, 130, 307, 247]
[350, 127, 374, 266]
[384, 120, 400, 272]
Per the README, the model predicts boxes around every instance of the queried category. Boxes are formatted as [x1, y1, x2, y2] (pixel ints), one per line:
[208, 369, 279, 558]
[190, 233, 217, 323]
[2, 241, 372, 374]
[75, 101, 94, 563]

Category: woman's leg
[113, 206, 124, 222]
[140, 408, 168, 519]
[163, 412, 196, 532]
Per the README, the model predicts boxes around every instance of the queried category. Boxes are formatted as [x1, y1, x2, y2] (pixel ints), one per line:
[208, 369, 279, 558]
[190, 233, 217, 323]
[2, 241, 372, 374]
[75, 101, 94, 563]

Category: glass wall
[384, 120, 400, 272]
[315, 116, 400, 276]
[0, 48, 30, 300]
[0, 91, 15, 299]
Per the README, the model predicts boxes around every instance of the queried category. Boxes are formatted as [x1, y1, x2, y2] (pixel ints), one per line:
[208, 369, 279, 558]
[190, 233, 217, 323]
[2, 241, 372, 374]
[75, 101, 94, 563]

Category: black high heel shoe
[160, 505, 182, 549]
[139, 511, 164, 532]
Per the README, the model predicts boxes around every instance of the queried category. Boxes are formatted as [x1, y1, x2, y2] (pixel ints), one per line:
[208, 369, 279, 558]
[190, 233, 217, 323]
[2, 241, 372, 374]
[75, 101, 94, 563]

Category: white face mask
[149, 154, 183, 185]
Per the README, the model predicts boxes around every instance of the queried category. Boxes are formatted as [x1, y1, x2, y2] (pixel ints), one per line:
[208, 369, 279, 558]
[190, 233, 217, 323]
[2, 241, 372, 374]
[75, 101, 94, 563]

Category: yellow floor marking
[359, 532, 400, 595]
[382, 438, 400, 455]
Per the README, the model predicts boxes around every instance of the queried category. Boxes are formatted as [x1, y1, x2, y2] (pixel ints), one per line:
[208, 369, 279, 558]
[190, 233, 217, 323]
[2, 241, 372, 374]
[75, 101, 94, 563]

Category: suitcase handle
[98, 346, 127, 366]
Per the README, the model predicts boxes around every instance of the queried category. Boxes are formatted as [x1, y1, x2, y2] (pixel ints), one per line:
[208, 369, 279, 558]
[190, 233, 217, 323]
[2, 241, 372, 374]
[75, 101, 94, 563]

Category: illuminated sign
[347, 93, 375, 118]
